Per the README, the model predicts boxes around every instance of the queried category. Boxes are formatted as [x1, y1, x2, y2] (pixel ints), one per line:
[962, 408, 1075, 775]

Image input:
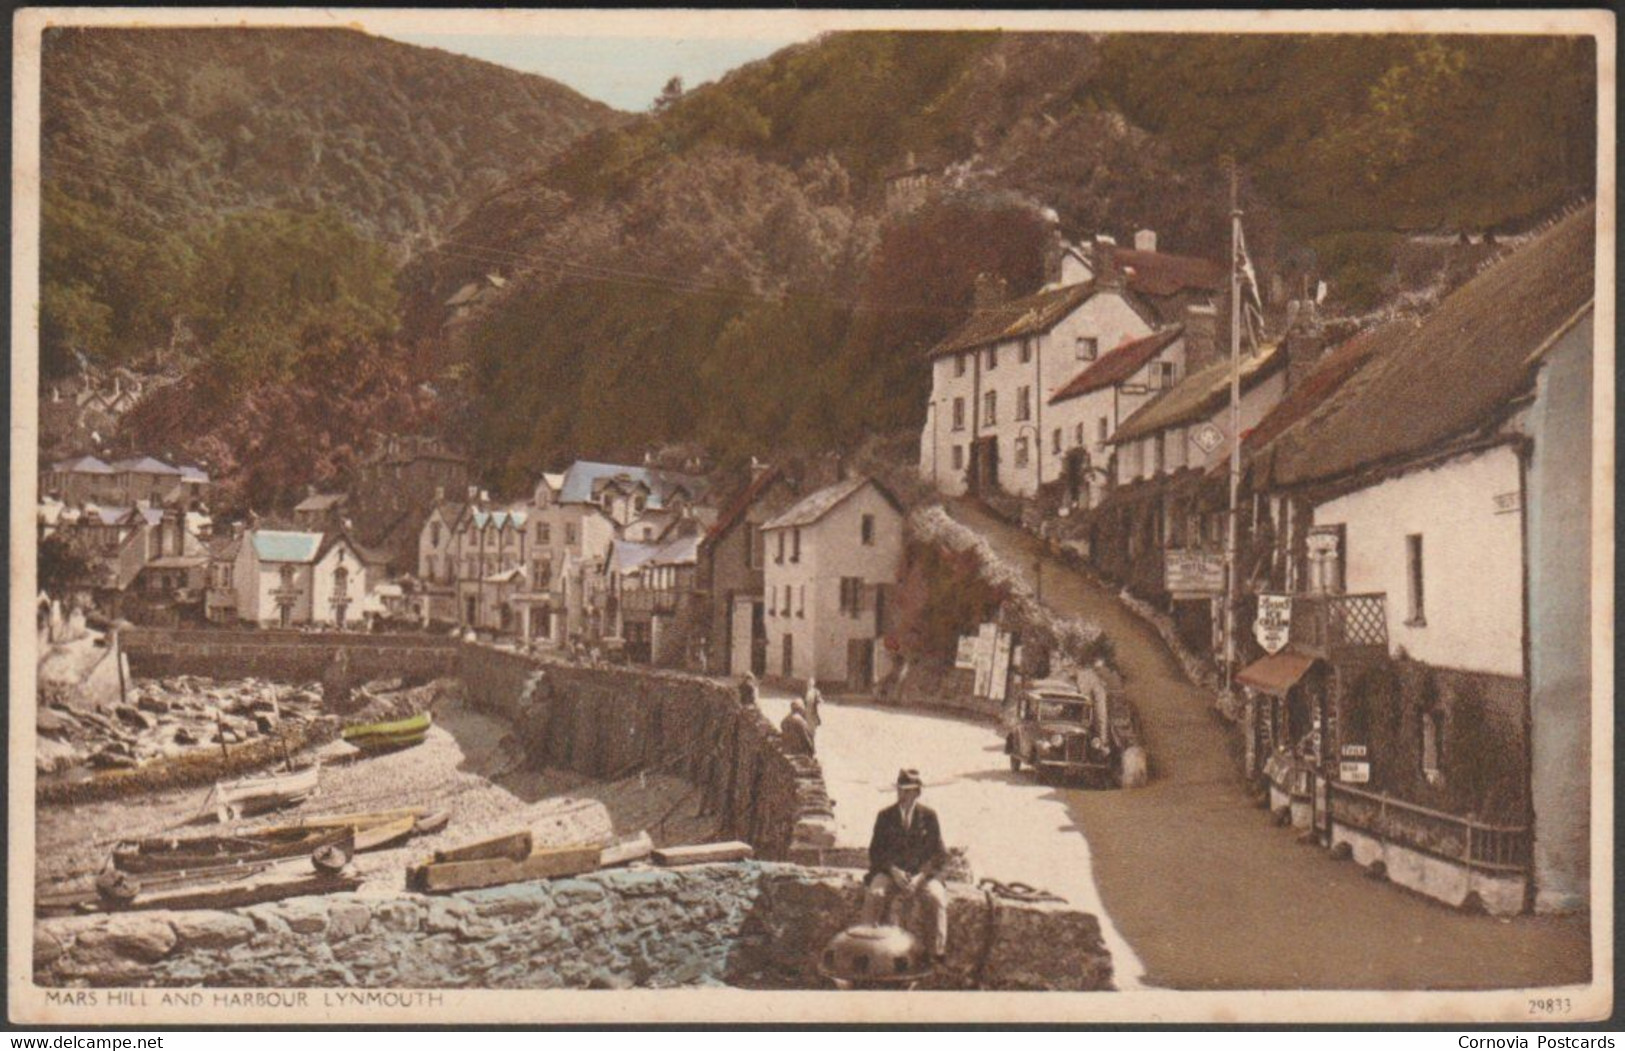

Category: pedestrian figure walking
[803, 677, 823, 730]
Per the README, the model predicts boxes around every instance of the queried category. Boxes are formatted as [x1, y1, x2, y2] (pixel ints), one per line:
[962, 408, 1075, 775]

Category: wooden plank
[652, 841, 754, 867]
[128, 873, 363, 912]
[433, 830, 532, 865]
[598, 831, 653, 869]
[418, 843, 603, 893]
[259, 807, 428, 833]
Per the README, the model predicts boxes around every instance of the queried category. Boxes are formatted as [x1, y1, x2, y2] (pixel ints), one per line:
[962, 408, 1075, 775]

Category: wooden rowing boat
[210, 761, 320, 822]
[341, 711, 431, 751]
[112, 825, 351, 874]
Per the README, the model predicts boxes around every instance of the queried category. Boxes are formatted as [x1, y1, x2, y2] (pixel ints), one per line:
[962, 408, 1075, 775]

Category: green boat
[342, 711, 431, 752]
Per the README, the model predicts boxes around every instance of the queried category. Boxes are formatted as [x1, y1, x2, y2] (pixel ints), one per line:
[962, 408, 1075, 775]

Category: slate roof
[1050, 326, 1184, 404]
[608, 539, 662, 574]
[1109, 246, 1227, 298]
[250, 530, 325, 564]
[557, 461, 706, 510]
[703, 464, 787, 546]
[1266, 206, 1595, 488]
[1110, 342, 1286, 445]
[111, 456, 180, 475]
[82, 504, 128, 527]
[472, 508, 528, 531]
[761, 476, 901, 531]
[294, 492, 348, 513]
[927, 283, 1096, 359]
[52, 455, 114, 475]
[1213, 323, 1399, 481]
[649, 533, 700, 567]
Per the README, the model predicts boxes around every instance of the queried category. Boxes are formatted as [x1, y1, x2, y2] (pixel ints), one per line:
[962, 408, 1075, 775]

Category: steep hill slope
[409, 30, 1594, 490]
[42, 26, 621, 244]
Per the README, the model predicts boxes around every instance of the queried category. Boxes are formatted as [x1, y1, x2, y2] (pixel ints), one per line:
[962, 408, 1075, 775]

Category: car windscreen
[1035, 699, 1086, 722]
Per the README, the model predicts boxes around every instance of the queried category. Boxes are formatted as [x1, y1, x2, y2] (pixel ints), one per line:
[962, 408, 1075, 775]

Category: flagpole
[1224, 161, 1242, 693]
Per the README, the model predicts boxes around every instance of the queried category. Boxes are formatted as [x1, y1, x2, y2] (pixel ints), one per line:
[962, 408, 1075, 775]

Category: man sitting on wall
[862, 768, 949, 963]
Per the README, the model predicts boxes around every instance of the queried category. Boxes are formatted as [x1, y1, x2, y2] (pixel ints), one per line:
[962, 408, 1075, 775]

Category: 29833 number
[1528, 997, 1573, 1015]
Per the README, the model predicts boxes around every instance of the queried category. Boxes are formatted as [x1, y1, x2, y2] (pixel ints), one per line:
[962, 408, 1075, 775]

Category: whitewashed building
[760, 476, 904, 689]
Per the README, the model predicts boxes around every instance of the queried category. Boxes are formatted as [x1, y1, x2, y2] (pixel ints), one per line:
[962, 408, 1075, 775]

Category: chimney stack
[1283, 300, 1326, 392]
[1183, 303, 1220, 374]
[1093, 236, 1125, 291]
[1134, 229, 1157, 253]
[467, 485, 480, 502]
[749, 456, 769, 482]
[973, 272, 1009, 310]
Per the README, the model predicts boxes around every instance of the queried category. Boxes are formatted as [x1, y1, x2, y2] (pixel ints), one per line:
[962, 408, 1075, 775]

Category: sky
[387, 34, 810, 111]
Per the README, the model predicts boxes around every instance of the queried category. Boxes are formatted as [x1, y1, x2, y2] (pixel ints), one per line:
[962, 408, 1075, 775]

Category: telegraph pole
[1224, 160, 1243, 693]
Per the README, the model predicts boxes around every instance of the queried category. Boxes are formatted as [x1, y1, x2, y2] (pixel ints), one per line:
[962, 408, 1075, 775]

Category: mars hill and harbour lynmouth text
[9, 8, 1613, 1026]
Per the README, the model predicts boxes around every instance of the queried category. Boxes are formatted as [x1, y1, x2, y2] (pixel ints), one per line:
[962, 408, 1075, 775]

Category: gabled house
[760, 476, 905, 689]
[417, 495, 468, 625]
[235, 530, 325, 628]
[1235, 206, 1596, 916]
[920, 233, 1227, 499]
[695, 464, 800, 676]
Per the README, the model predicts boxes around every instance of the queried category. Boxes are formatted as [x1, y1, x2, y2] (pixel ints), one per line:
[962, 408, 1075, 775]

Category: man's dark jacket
[867, 802, 946, 879]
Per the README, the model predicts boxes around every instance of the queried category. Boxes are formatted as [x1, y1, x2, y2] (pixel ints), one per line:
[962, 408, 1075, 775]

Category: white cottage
[760, 476, 904, 689]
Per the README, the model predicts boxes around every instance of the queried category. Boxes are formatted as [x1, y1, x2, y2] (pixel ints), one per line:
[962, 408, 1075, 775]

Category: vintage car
[1005, 673, 1144, 788]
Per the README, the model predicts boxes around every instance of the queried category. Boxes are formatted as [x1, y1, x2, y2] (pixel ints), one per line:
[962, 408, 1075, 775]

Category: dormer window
[1019, 338, 1032, 364]
[954, 353, 967, 378]
[985, 346, 998, 371]
[1076, 336, 1098, 361]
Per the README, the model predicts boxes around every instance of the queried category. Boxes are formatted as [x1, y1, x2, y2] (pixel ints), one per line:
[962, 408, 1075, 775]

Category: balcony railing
[1327, 782, 1529, 875]
[1289, 592, 1388, 660]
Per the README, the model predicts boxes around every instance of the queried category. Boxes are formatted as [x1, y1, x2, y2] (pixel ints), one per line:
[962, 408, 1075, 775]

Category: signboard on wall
[1165, 549, 1225, 596]
[1191, 422, 1225, 454]
[1254, 594, 1292, 655]
[1339, 761, 1371, 784]
[988, 630, 1014, 703]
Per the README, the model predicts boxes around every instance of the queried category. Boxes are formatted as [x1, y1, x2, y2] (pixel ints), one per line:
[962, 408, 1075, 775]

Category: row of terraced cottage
[917, 212, 1596, 917]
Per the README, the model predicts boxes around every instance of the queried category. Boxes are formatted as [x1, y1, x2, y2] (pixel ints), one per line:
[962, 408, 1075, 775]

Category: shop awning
[1236, 652, 1317, 696]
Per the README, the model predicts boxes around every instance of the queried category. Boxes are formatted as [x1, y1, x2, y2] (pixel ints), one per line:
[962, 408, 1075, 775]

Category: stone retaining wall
[459, 644, 836, 863]
[35, 862, 1113, 991]
[122, 629, 460, 684]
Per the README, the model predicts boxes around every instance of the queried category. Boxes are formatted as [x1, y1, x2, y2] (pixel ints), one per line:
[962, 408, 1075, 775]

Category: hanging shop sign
[1254, 594, 1292, 655]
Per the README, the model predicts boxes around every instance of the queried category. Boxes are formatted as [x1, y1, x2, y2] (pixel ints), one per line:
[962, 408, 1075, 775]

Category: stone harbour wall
[458, 644, 837, 862]
[35, 863, 1113, 991]
[122, 629, 460, 684]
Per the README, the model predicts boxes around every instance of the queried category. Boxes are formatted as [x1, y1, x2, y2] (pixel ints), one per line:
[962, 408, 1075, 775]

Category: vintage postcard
[9, 7, 1614, 1027]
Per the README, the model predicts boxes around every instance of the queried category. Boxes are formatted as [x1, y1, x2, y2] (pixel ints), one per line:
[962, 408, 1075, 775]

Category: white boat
[209, 761, 320, 823]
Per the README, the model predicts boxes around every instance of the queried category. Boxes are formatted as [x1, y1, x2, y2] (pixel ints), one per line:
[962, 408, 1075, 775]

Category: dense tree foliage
[122, 332, 439, 513]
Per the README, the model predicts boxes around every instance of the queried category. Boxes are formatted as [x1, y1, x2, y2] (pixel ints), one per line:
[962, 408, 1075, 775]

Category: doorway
[847, 638, 874, 690]
[781, 633, 794, 678]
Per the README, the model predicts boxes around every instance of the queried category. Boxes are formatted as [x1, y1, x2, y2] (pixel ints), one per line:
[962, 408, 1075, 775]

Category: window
[534, 559, 551, 588]
[951, 445, 964, 471]
[565, 523, 578, 546]
[280, 565, 296, 589]
[333, 566, 348, 595]
[839, 577, 864, 615]
[791, 528, 801, 563]
[861, 514, 876, 546]
[1052, 428, 1062, 455]
[1077, 336, 1098, 361]
[747, 526, 763, 570]
[1016, 385, 1032, 421]
[1019, 338, 1032, 364]
[785, 584, 793, 615]
[952, 397, 965, 431]
[776, 532, 786, 564]
[954, 353, 967, 378]
[1015, 436, 1030, 469]
[984, 390, 997, 425]
[537, 522, 551, 545]
[1153, 432, 1165, 474]
[1406, 534, 1426, 625]
[1075, 423, 1085, 446]
[1151, 361, 1176, 390]
[985, 346, 998, 371]
[1421, 710, 1442, 784]
[1097, 417, 1109, 445]
[431, 522, 441, 547]
[797, 584, 806, 618]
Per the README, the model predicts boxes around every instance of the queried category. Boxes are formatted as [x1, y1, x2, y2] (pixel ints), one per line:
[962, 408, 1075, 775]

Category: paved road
[758, 690, 1149, 989]
[944, 501, 1591, 991]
